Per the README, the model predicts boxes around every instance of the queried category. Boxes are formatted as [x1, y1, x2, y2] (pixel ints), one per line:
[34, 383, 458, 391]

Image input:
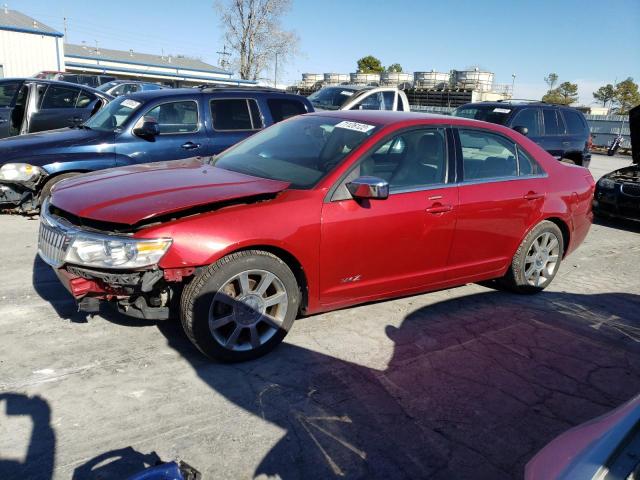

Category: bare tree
[215, 0, 298, 81]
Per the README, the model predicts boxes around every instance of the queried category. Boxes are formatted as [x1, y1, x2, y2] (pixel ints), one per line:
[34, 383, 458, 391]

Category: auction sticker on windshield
[121, 99, 141, 109]
[335, 121, 375, 133]
[493, 108, 511, 113]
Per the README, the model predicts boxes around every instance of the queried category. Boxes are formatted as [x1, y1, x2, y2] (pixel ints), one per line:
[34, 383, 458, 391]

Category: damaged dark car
[593, 165, 640, 222]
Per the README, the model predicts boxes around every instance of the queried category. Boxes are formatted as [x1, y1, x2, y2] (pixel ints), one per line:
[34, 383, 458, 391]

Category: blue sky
[16, 0, 640, 105]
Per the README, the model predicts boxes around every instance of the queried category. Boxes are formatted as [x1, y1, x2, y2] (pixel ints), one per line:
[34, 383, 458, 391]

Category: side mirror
[513, 125, 529, 136]
[346, 176, 389, 200]
[133, 120, 160, 138]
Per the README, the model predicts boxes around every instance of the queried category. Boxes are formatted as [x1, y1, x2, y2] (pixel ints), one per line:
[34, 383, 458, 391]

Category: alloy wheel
[524, 232, 560, 287]
[208, 269, 288, 351]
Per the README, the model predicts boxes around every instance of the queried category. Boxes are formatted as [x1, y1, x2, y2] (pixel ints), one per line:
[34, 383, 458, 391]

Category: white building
[0, 8, 64, 77]
[0, 9, 253, 87]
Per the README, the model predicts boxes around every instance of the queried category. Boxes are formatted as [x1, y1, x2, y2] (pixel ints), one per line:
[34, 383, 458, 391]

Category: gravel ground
[0, 154, 638, 480]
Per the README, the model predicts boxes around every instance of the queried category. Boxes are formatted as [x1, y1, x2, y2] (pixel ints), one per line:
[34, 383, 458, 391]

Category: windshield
[96, 81, 119, 92]
[452, 106, 512, 125]
[84, 97, 143, 131]
[213, 115, 379, 188]
[308, 87, 359, 110]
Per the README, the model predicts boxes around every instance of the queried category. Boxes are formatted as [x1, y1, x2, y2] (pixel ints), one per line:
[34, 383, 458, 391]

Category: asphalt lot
[1, 153, 639, 480]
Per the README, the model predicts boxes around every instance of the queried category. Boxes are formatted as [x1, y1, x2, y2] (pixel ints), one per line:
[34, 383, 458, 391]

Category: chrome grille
[38, 207, 74, 267]
[621, 183, 640, 197]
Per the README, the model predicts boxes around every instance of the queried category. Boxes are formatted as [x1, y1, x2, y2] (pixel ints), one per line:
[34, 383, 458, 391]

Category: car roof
[123, 86, 309, 102]
[460, 101, 579, 110]
[1, 77, 113, 95]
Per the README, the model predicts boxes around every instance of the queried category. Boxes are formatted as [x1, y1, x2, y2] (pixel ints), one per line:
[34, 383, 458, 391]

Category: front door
[0, 81, 21, 138]
[28, 83, 83, 133]
[319, 127, 458, 308]
[115, 99, 207, 165]
[446, 128, 547, 281]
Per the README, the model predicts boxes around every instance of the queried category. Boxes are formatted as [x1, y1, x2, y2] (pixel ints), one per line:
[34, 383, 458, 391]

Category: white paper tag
[493, 108, 511, 113]
[341, 90, 354, 96]
[121, 99, 141, 109]
[335, 120, 375, 133]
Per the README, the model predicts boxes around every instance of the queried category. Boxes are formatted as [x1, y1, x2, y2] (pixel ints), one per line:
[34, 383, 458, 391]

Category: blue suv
[0, 87, 312, 210]
[453, 101, 592, 168]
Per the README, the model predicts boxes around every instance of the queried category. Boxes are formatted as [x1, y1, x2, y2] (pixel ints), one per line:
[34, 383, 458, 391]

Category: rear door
[115, 98, 207, 165]
[28, 83, 83, 132]
[560, 108, 589, 160]
[320, 127, 458, 307]
[0, 81, 21, 138]
[206, 97, 264, 155]
[446, 128, 547, 281]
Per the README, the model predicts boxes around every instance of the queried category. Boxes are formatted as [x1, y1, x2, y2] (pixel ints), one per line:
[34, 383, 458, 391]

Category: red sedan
[38, 111, 595, 361]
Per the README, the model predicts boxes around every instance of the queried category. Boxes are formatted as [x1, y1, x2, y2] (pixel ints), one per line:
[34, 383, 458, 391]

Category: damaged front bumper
[54, 264, 195, 320]
[0, 179, 41, 211]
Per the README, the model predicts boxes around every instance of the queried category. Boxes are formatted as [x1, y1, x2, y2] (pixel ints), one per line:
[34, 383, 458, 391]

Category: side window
[397, 94, 407, 111]
[267, 98, 307, 123]
[0, 81, 20, 107]
[511, 108, 541, 136]
[352, 92, 382, 110]
[562, 109, 586, 135]
[138, 101, 198, 134]
[40, 86, 80, 109]
[356, 128, 447, 191]
[210, 99, 261, 130]
[517, 146, 543, 176]
[459, 129, 518, 180]
[76, 90, 96, 108]
[542, 109, 564, 135]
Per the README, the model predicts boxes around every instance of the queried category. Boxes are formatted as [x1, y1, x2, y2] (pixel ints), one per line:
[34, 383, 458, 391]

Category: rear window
[210, 98, 262, 131]
[0, 81, 20, 108]
[267, 98, 307, 123]
[452, 106, 512, 125]
[562, 109, 586, 134]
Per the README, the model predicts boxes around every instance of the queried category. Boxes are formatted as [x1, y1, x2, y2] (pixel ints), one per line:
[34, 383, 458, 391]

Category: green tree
[386, 63, 403, 73]
[613, 77, 640, 114]
[357, 55, 384, 73]
[593, 84, 616, 107]
[542, 81, 578, 105]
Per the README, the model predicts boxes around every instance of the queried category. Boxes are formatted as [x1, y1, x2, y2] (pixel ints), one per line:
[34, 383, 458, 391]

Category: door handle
[181, 142, 201, 150]
[426, 203, 453, 214]
[524, 191, 544, 200]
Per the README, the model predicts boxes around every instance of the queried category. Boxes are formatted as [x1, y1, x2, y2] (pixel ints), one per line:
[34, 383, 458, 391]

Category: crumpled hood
[0, 128, 112, 165]
[50, 158, 290, 225]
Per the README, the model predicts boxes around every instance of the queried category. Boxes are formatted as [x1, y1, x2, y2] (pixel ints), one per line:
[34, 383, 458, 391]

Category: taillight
[586, 134, 593, 151]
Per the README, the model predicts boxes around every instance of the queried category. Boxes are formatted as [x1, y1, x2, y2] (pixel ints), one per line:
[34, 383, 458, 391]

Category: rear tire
[501, 220, 564, 294]
[180, 250, 300, 362]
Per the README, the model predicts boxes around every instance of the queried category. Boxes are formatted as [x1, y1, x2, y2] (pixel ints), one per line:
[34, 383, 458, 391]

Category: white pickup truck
[308, 85, 410, 112]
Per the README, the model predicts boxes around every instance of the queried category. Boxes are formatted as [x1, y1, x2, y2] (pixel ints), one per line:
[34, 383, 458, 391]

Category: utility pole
[216, 45, 231, 70]
[511, 73, 516, 99]
[63, 16, 68, 39]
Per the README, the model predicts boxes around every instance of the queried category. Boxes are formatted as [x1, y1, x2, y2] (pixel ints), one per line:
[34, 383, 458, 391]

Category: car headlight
[597, 178, 616, 190]
[0, 163, 45, 182]
[65, 234, 172, 269]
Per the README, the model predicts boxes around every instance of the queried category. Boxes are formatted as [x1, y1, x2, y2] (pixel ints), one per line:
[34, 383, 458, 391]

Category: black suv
[453, 101, 592, 168]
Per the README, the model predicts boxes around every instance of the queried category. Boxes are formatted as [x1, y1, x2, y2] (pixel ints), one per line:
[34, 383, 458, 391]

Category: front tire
[180, 250, 300, 362]
[501, 220, 564, 294]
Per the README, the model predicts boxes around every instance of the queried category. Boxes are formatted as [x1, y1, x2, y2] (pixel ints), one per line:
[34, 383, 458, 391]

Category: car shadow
[593, 214, 640, 233]
[30, 254, 640, 478]
[151, 289, 640, 479]
[0, 393, 56, 480]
